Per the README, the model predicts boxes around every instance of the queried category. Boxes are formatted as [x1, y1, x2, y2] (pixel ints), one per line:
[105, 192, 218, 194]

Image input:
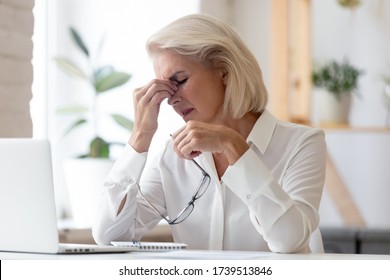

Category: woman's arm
[93, 79, 177, 245]
[223, 129, 326, 253]
[92, 144, 167, 245]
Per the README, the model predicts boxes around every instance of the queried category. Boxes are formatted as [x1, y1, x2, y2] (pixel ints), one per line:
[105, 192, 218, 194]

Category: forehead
[152, 50, 201, 79]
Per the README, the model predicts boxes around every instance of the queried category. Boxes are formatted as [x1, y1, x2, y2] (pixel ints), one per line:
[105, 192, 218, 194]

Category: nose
[168, 90, 182, 106]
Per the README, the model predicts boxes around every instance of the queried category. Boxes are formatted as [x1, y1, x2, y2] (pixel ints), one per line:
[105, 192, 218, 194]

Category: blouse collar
[247, 109, 277, 155]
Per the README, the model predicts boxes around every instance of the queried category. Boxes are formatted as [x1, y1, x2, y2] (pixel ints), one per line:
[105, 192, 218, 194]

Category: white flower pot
[63, 158, 113, 228]
[312, 89, 352, 126]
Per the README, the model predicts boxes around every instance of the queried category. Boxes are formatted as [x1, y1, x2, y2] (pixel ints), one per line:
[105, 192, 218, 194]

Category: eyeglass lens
[138, 158, 210, 225]
[168, 174, 210, 224]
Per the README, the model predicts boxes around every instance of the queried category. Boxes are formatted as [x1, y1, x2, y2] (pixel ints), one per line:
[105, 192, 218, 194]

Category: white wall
[231, 0, 270, 91]
[200, 0, 270, 91]
[320, 131, 390, 228]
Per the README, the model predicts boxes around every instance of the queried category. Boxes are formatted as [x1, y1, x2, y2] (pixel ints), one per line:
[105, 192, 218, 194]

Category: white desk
[1, 249, 390, 260]
[2, 250, 389, 280]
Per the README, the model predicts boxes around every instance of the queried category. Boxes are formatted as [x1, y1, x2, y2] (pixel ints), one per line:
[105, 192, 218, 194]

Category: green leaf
[89, 137, 110, 158]
[95, 71, 131, 93]
[94, 66, 114, 81]
[54, 57, 88, 80]
[56, 104, 89, 114]
[111, 114, 133, 131]
[312, 59, 363, 98]
[77, 154, 89, 159]
[70, 27, 89, 57]
[63, 118, 87, 136]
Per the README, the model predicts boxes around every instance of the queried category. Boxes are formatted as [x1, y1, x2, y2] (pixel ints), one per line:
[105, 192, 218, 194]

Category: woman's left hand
[171, 121, 249, 165]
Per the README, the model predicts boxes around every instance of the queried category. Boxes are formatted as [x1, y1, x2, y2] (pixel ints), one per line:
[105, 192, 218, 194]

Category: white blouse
[92, 110, 326, 253]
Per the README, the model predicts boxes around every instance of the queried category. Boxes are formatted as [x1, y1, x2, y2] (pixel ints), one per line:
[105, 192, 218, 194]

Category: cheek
[181, 83, 199, 101]
[208, 81, 226, 106]
[199, 89, 225, 113]
[183, 76, 226, 109]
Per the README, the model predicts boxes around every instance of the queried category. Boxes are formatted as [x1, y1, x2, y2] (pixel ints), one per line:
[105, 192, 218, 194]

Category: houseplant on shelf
[55, 27, 133, 227]
[337, 0, 361, 9]
[311, 59, 363, 126]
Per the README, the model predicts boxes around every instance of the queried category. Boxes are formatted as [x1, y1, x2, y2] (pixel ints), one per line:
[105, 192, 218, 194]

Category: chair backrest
[310, 227, 324, 253]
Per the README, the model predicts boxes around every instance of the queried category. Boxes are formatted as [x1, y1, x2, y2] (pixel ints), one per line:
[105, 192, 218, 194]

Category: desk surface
[1, 249, 390, 260]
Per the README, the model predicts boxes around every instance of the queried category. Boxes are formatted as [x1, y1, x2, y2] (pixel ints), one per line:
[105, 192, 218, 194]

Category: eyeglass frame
[137, 158, 211, 225]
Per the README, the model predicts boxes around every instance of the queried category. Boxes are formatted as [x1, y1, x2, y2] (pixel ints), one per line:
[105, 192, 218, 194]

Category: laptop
[0, 138, 137, 254]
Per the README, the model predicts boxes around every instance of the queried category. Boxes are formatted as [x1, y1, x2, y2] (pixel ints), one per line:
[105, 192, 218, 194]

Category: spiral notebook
[111, 241, 187, 252]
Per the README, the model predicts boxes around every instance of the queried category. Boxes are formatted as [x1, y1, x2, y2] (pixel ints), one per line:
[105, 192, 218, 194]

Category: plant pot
[63, 158, 113, 228]
[312, 89, 352, 126]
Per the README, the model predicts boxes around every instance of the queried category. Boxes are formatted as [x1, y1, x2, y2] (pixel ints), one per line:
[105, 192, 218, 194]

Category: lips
[179, 108, 194, 118]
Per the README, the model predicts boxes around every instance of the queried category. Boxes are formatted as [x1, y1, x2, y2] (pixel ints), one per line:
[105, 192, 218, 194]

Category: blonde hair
[146, 14, 268, 119]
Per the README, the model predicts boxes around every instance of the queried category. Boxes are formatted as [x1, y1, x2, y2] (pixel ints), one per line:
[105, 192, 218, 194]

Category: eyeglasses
[137, 158, 211, 225]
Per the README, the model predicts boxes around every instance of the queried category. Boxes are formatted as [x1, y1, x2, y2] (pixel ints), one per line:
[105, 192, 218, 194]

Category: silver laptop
[0, 138, 137, 254]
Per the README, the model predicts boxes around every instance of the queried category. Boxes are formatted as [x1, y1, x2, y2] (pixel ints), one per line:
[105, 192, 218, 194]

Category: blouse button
[246, 194, 252, 200]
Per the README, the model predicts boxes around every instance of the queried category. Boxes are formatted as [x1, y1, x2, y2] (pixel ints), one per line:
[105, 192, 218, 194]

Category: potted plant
[55, 27, 133, 157]
[54, 27, 133, 227]
[311, 59, 363, 125]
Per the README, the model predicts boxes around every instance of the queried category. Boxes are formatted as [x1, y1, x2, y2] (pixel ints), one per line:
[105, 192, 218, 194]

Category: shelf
[318, 125, 390, 133]
[292, 121, 390, 132]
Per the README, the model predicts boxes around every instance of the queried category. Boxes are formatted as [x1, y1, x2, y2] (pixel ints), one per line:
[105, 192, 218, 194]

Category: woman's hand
[129, 79, 178, 152]
[171, 121, 249, 165]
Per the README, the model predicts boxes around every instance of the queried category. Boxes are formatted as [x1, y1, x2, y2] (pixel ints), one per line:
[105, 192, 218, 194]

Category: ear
[220, 70, 228, 86]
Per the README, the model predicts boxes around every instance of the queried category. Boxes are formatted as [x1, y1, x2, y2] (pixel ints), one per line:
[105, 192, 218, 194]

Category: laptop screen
[0, 139, 60, 253]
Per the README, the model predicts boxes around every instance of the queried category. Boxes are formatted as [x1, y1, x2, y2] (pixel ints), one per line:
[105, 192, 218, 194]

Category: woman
[92, 14, 326, 253]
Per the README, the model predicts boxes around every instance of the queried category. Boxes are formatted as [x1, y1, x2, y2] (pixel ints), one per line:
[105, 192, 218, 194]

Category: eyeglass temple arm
[191, 158, 208, 176]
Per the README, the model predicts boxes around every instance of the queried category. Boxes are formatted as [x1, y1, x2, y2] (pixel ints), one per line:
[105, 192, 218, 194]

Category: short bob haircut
[146, 14, 268, 119]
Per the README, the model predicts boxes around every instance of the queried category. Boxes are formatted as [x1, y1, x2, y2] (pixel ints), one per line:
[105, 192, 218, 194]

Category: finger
[141, 79, 178, 93]
[134, 79, 177, 103]
[179, 129, 205, 159]
[171, 126, 188, 158]
[181, 141, 202, 160]
[148, 79, 178, 96]
[136, 84, 176, 106]
[171, 125, 186, 141]
[174, 131, 201, 159]
[144, 91, 175, 110]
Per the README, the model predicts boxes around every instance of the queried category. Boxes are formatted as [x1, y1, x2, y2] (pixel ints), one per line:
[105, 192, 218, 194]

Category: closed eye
[176, 78, 188, 85]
